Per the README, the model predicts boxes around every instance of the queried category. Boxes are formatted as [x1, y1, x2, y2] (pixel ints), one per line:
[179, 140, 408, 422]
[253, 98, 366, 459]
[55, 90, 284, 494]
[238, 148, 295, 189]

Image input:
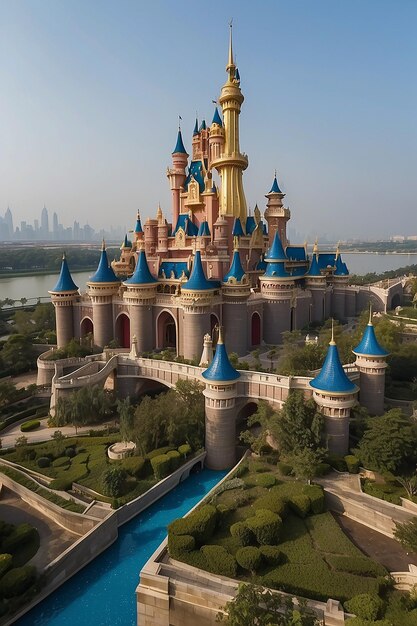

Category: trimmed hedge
[121, 456, 146, 478]
[326, 453, 347, 472]
[145, 446, 175, 460]
[345, 455, 360, 474]
[0, 565, 36, 598]
[326, 555, 387, 577]
[0, 554, 13, 578]
[259, 545, 283, 565]
[52, 456, 70, 468]
[201, 545, 237, 578]
[288, 495, 311, 518]
[252, 493, 287, 518]
[166, 450, 181, 471]
[49, 477, 73, 491]
[65, 447, 76, 458]
[0, 402, 48, 432]
[256, 473, 276, 488]
[246, 509, 282, 545]
[236, 546, 262, 573]
[169, 505, 217, 545]
[277, 462, 293, 476]
[1, 524, 37, 553]
[167, 534, 195, 559]
[314, 462, 332, 477]
[344, 594, 384, 620]
[178, 443, 192, 457]
[150, 454, 171, 480]
[230, 522, 253, 546]
[20, 420, 40, 433]
[302, 485, 325, 514]
[37, 457, 50, 468]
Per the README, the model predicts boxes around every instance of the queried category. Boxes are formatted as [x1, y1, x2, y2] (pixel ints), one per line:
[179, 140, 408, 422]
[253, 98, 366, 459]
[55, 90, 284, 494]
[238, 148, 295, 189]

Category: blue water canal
[17, 469, 227, 626]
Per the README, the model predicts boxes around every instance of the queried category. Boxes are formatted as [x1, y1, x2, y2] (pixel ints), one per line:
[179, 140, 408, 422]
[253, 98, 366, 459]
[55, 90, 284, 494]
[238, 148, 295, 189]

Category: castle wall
[182, 310, 211, 361]
[263, 300, 291, 344]
[323, 413, 349, 456]
[222, 302, 248, 355]
[55, 305, 75, 348]
[358, 371, 385, 415]
[130, 305, 154, 352]
[294, 294, 311, 330]
[308, 287, 326, 322]
[204, 392, 237, 470]
[345, 289, 357, 317]
[332, 287, 346, 322]
[92, 302, 114, 349]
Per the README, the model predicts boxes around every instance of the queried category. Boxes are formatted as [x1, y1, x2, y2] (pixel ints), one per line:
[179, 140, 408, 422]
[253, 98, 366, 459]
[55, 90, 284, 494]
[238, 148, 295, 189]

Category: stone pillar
[355, 354, 387, 415]
[204, 381, 237, 469]
[129, 304, 154, 353]
[182, 308, 211, 362]
[51, 294, 76, 348]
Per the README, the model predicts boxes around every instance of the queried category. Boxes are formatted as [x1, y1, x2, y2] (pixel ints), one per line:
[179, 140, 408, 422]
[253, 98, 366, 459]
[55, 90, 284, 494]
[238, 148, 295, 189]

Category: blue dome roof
[265, 230, 287, 261]
[212, 107, 223, 126]
[51, 255, 78, 292]
[197, 220, 211, 237]
[89, 247, 120, 284]
[125, 250, 157, 285]
[269, 175, 282, 194]
[310, 341, 357, 394]
[182, 251, 219, 291]
[202, 332, 240, 382]
[223, 250, 246, 282]
[172, 129, 187, 155]
[307, 254, 322, 277]
[232, 217, 245, 237]
[353, 322, 389, 357]
[135, 213, 143, 234]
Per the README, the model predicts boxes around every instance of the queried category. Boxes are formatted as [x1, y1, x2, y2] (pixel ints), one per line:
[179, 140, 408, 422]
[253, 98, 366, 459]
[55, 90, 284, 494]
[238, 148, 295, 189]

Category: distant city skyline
[1, 0, 416, 239]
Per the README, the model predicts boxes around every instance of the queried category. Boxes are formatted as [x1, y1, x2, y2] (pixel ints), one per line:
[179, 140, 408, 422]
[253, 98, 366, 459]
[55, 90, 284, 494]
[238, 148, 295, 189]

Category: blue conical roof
[182, 251, 219, 291]
[51, 254, 78, 292]
[223, 250, 246, 282]
[212, 107, 222, 126]
[264, 261, 292, 278]
[172, 130, 187, 155]
[307, 253, 322, 277]
[135, 213, 143, 234]
[334, 253, 349, 276]
[232, 217, 245, 237]
[235, 68, 240, 82]
[310, 340, 357, 394]
[124, 250, 157, 285]
[269, 175, 282, 194]
[199, 120, 207, 131]
[265, 230, 287, 261]
[197, 220, 211, 237]
[89, 246, 120, 284]
[353, 322, 389, 357]
[193, 118, 199, 136]
[202, 331, 240, 382]
[122, 234, 132, 248]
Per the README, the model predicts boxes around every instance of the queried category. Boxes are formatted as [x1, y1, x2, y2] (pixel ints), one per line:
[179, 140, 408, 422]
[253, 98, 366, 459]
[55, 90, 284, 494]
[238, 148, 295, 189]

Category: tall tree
[271, 391, 324, 456]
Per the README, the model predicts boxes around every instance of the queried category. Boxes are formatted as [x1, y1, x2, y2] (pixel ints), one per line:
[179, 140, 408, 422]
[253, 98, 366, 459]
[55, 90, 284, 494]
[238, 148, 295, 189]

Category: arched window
[251, 312, 261, 346]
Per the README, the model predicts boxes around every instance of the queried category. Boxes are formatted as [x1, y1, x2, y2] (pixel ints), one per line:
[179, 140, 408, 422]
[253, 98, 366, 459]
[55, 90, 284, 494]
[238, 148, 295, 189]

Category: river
[1, 253, 417, 302]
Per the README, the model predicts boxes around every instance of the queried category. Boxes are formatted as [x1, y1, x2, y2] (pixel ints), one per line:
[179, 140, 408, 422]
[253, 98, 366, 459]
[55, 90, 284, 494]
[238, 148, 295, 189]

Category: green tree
[239, 400, 277, 454]
[286, 447, 325, 483]
[0, 380, 17, 407]
[100, 467, 126, 497]
[271, 391, 324, 456]
[355, 409, 417, 473]
[51, 430, 65, 456]
[117, 397, 135, 442]
[0, 334, 36, 373]
[217, 583, 319, 626]
[394, 517, 417, 554]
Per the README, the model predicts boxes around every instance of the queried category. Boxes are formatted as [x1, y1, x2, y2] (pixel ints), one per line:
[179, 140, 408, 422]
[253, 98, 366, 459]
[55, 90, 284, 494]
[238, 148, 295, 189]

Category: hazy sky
[1, 0, 416, 240]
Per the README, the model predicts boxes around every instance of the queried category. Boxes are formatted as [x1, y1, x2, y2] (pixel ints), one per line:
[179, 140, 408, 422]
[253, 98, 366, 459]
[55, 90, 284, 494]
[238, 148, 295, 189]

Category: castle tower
[305, 241, 327, 323]
[123, 247, 158, 353]
[167, 129, 188, 228]
[86, 241, 120, 349]
[49, 253, 79, 348]
[352, 310, 389, 415]
[211, 26, 248, 221]
[208, 106, 225, 165]
[134, 212, 144, 244]
[264, 173, 291, 246]
[259, 230, 295, 343]
[222, 248, 251, 355]
[202, 327, 240, 469]
[331, 246, 349, 321]
[157, 204, 169, 253]
[310, 326, 358, 455]
[179, 250, 220, 361]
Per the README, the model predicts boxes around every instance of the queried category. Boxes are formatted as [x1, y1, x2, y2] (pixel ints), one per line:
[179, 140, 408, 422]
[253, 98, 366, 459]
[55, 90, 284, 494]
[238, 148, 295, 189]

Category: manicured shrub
[169, 505, 218, 545]
[234, 461, 248, 478]
[277, 462, 293, 476]
[201, 545, 237, 578]
[65, 447, 76, 458]
[248, 460, 269, 473]
[345, 455, 360, 474]
[236, 546, 262, 573]
[259, 545, 283, 565]
[230, 522, 253, 546]
[234, 491, 252, 507]
[253, 493, 287, 518]
[256, 473, 276, 488]
[326, 555, 387, 577]
[216, 504, 231, 528]
[52, 456, 70, 468]
[167, 534, 195, 559]
[0, 554, 13, 578]
[302, 485, 325, 514]
[0, 521, 13, 538]
[100, 467, 127, 497]
[146, 446, 175, 460]
[37, 456, 51, 468]
[0, 565, 36, 598]
[121, 456, 146, 478]
[166, 450, 181, 471]
[315, 462, 332, 477]
[288, 495, 311, 518]
[178, 443, 192, 457]
[1, 524, 37, 553]
[20, 420, 40, 433]
[150, 454, 171, 480]
[326, 453, 347, 472]
[344, 594, 384, 621]
[246, 509, 282, 545]
[258, 443, 274, 456]
[180, 550, 209, 570]
[49, 477, 74, 491]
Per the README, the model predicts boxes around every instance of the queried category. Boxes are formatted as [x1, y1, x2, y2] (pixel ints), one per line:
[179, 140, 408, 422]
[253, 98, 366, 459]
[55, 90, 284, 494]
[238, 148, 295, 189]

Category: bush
[216, 504, 231, 528]
[0, 554, 12, 578]
[326, 453, 347, 472]
[344, 594, 384, 620]
[277, 462, 293, 476]
[0, 521, 13, 538]
[121, 456, 146, 478]
[100, 467, 127, 497]
[49, 477, 73, 491]
[178, 443, 192, 457]
[315, 462, 332, 477]
[345, 455, 360, 474]
[20, 420, 40, 433]
[150, 454, 171, 480]
[37, 456, 51, 468]
[236, 546, 262, 573]
[234, 461, 248, 478]
[253, 493, 288, 518]
[246, 509, 282, 545]
[0, 565, 36, 598]
[288, 495, 311, 518]
[168, 534, 195, 559]
[166, 450, 181, 471]
[52, 456, 70, 468]
[326, 555, 386, 577]
[201, 545, 237, 578]
[248, 460, 269, 473]
[65, 447, 76, 458]
[146, 446, 175, 460]
[230, 522, 253, 546]
[169, 505, 217, 545]
[259, 545, 283, 565]
[302, 485, 325, 514]
[256, 473, 276, 488]
[1, 524, 37, 553]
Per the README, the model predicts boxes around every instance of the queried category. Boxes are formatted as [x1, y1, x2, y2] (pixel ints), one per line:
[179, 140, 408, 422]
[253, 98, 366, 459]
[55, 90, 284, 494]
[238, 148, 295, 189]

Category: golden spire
[335, 241, 340, 260]
[368, 302, 373, 325]
[62, 251, 66, 260]
[101, 238, 106, 251]
[227, 20, 235, 76]
[330, 318, 336, 345]
[313, 238, 318, 255]
[217, 324, 224, 345]
[233, 235, 239, 251]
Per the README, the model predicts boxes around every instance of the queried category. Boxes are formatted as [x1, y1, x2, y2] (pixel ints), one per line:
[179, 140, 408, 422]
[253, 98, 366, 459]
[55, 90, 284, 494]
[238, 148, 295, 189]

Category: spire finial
[178, 115, 182, 130]
[313, 238, 318, 255]
[62, 251, 66, 260]
[274, 168, 277, 179]
[228, 19, 234, 66]
[369, 302, 373, 325]
[233, 235, 239, 251]
[101, 238, 106, 251]
[335, 241, 340, 260]
[330, 318, 335, 345]
[218, 324, 224, 345]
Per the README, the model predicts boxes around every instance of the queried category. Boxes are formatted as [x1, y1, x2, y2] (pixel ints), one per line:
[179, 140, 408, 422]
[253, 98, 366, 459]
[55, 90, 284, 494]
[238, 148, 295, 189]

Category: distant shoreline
[0, 267, 95, 279]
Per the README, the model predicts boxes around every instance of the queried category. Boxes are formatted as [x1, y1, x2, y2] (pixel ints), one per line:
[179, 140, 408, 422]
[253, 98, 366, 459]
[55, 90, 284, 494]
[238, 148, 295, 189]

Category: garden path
[0, 418, 116, 449]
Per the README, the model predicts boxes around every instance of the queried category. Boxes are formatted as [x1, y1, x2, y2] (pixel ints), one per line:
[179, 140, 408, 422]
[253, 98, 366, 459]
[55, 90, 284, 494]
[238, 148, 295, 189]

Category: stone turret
[353, 310, 389, 415]
[331, 247, 349, 321]
[49, 253, 79, 348]
[222, 248, 251, 355]
[202, 327, 240, 469]
[167, 130, 188, 229]
[310, 326, 358, 455]
[199, 333, 214, 366]
[123, 247, 158, 352]
[87, 241, 120, 349]
[264, 173, 291, 247]
[305, 241, 328, 323]
[209, 106, 225, 165]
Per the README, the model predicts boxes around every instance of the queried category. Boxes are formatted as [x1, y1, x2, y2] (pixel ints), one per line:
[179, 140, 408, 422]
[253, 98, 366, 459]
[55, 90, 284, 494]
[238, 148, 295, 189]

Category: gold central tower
[211, 26, 248, 222]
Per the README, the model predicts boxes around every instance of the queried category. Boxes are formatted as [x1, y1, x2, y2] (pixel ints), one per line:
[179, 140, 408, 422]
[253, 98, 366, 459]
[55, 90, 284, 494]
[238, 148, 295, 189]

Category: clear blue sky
[1, 0, 416, 240]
